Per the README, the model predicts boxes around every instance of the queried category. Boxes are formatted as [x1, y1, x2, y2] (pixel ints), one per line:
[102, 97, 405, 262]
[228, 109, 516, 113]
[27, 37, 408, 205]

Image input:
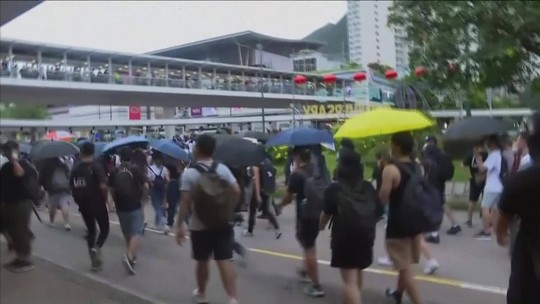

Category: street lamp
[256, 43, 266, 133]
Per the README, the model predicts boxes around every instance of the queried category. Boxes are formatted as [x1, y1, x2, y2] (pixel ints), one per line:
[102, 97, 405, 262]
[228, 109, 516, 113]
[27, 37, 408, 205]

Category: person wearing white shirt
[475, 135, 504, 240]
[147, 153, 170, 233]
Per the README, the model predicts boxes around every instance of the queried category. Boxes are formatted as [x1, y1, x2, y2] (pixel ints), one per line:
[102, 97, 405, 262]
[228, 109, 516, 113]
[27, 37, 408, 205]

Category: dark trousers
[167, 199, 178, 227]
[2, 200, 33, 258]
[248, 192, 279, 233]
[80, 203, 110, 249]
[507, 231, 540, 304]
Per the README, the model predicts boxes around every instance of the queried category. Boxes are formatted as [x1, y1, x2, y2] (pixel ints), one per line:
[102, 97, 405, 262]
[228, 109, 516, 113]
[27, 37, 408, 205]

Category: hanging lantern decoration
[322, 74, 337, 84]
[294, 75, 307, 85]
[353, 72, 367, 82]
[385, 70, 398, 79]
[415, 66, 427, 77]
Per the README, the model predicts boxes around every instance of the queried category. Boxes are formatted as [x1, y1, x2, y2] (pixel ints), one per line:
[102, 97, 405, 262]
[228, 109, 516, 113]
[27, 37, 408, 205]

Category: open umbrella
[242, 131, 271, 143]
[29, 141, 80, 161]
[102, 135, 148, 154]
[212, 134, 266, 168]
[151, 139, 190, 162]
[334, 108, 434, 139]
[443, 117, 515, 141]
[43, 130, 76, 142]
[266, 127, 334, 147]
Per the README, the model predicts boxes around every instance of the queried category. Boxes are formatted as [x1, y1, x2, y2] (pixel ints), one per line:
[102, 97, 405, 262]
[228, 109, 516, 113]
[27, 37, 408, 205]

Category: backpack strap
[192, 162, 218, 174]
[393, 161, 421, 178]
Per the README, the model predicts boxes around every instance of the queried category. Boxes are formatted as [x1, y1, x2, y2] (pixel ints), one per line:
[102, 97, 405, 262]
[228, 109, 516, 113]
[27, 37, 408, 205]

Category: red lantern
[385, 70, 398, 79]
[415, 66, 427, 77]
[294, 75, 307, 85]
[322, 74, 337, 84]
[353, 72, 367, 82]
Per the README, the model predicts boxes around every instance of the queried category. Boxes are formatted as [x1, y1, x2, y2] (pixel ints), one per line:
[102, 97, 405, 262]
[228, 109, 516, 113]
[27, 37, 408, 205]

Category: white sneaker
[424, 259, 440, 275]
[377, 256, 393, 266]
[192, 289, 208, 304]
[229, 299, 239, 304]
[163, 226, 171, 235]
[242, 229, 254, 237]
[64, 224, 72, 231]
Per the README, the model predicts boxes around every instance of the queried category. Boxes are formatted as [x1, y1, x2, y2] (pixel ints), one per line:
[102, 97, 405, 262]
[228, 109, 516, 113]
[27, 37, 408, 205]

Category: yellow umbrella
[335, 107, 434, 139]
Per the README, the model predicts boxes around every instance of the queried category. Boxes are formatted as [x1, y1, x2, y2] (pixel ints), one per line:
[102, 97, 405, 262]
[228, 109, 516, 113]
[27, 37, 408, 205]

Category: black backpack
[499, 151, 509, 182]
[191, 162, 235, 228]
[438, 152, 455, 182]
[113, 165, 140, 204]
[70, 162, 99, 204]
[149, 166, 166, 192]
[331, 181, 377, 245]
[300, 166, 330, 220]
[394, 163, 444, 235]
[260, 158, 276, 194]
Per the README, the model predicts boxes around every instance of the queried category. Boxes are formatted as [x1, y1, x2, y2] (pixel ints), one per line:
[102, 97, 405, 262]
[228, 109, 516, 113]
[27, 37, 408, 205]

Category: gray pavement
[1, 205, 508, 304]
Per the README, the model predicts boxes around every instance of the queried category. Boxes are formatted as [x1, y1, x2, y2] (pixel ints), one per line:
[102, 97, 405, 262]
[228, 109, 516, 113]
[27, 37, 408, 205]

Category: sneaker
[141, 222, 147, 235]
[425, 234, 440, 244]
[474, 231, 492, 240]
[465, 220, 473, 228]
[229, 299, 239, 304]
[377, 256, 393, 267]
[90, 248, 102, 272]
[64, 224, 72, 231]
[275, 230, 282, 239]
[446, 225, 462, 235]
[4, 259, 34, 273]
[303, 283, 325, 297]
[257, 213, 269, 219]
[122, 254, 136, 275]
[163, 226, 171, 235]
[423, 259, 440, 275]
[132, 256, 137, 265]
[297, 268, 311, 283]
[192, 289, 209, 304]
[242, 230, 254, 237]
[385, 288, 403, 304]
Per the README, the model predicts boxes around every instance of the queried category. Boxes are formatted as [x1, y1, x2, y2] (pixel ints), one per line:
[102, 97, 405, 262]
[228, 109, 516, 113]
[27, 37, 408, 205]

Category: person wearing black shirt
[496, 112, 540, 304]
[379, 132, 422, 304]
[462, 143, 488, 227]
[70, 141, 109, 272]
[278, 147, 325, 298]
[0, 141, 37, 272]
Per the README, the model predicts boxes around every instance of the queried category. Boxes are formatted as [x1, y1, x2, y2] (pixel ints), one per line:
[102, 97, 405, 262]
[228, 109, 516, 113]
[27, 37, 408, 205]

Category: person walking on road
[109, 147, 149, 275]
[70, 141, 110, 272]
[0, 141, 39, 273]
[176, 134, 241, 304]
[148, 152, 170, 234]
[462, 143, 488, 227]
[40, 157, 73, 231]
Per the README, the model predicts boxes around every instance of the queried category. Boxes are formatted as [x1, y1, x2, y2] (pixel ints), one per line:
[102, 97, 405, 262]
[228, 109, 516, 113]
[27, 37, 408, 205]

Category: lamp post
[256, 43, 266, 133]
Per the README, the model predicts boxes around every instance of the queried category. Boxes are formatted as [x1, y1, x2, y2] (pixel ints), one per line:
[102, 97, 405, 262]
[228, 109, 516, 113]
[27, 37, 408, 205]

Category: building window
[375, 17, 379, 23]
[376, 31, 379, 36]
[293, 58, 317, 72]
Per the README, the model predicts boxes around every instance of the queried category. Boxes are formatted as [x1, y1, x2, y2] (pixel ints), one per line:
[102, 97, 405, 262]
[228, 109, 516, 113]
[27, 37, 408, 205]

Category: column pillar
[8, 45, 13, 78]
[165, 63, 169, 87]
[182, 66, 186, 88]
[146, 61, 151, 86]
[86, 55, 91, 82]
[197, 66, 202, 88]
[163, 108, 176, 138]
[108, 57, 113, 83]
[279, 74, 283, 93]
[63, 52, 68, 81]
[227, 69, 232, 90]
[37, 49, 42, 79]
[128, 59, 132, 85]
[212, 67, 216, 89]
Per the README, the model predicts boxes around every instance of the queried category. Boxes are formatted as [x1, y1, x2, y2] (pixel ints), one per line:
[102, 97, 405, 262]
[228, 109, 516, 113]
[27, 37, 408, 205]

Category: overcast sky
[1, 1, 346, 54]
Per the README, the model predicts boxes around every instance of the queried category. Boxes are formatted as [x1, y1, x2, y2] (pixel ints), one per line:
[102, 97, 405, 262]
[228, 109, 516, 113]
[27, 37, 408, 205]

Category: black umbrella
[212, 134, 266, 168]
[29, 141, 80, 161]
[243, 131, 271, 143]
[443, 117, 515, 141]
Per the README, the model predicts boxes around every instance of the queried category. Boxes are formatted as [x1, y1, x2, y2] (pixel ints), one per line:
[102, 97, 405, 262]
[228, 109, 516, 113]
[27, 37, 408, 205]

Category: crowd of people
[0, 112, 539, 304]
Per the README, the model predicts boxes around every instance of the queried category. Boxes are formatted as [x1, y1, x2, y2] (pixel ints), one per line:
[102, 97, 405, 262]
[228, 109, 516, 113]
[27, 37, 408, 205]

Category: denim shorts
[481, 192, 501, 209]
[117, 208, 144, 238]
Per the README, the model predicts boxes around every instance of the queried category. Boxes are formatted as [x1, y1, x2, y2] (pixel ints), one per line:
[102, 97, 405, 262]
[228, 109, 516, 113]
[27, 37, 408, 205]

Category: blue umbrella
[102, 136, 148, 154]
[266, 127, 334, 147]
[151, 139, 190, 162]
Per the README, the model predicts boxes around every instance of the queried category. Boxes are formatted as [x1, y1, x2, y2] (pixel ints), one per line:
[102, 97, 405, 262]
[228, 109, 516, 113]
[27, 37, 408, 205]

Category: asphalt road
[2, 205, 509, 304]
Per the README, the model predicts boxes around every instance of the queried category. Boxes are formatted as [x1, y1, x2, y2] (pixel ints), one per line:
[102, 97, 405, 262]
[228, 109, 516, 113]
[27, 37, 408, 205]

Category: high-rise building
[347, 0, 409, 70]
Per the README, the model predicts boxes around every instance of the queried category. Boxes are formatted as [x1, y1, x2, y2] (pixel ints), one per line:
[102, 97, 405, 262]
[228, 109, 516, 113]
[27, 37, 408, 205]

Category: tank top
[386, 161, 418, 239]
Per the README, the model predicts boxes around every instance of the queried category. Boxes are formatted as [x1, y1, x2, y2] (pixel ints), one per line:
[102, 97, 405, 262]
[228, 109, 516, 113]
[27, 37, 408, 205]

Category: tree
[0, 103, 49, 119]
[388, 1, 540, 93]
[367, 62, 393, 75]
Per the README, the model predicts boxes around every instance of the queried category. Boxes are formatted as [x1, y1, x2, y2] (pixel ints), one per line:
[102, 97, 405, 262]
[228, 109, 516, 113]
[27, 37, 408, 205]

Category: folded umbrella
[29, 141, 80, 161]
[266, 127, 334, 147]
[102, 135, 148, 154]
[212, 134, 266, 168]
[443, 117, 515, 141]
[334, 108, 434, 139]
[151, 139, 190, 162]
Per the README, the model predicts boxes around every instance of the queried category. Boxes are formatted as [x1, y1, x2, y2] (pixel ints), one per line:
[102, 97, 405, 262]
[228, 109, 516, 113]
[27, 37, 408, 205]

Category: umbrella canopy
[334, 108, 434, 139]
[212, 134, 266, 168]
[151, 139, 190, 162]
[266, 127, 334, 147]
[102, 136, 148, 154]
[443, 117, 515, 141]
[29, 141, 80, 161]
[43, 130, 76, 142]
[242, 131, 271, 143]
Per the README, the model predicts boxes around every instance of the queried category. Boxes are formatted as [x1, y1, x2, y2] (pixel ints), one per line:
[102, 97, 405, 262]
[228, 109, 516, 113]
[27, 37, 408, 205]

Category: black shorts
[190, 226, 234, 261]
[296, 219, 320, 249]
[469, 179, 485, 202]
[331, 244, 373, 269]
